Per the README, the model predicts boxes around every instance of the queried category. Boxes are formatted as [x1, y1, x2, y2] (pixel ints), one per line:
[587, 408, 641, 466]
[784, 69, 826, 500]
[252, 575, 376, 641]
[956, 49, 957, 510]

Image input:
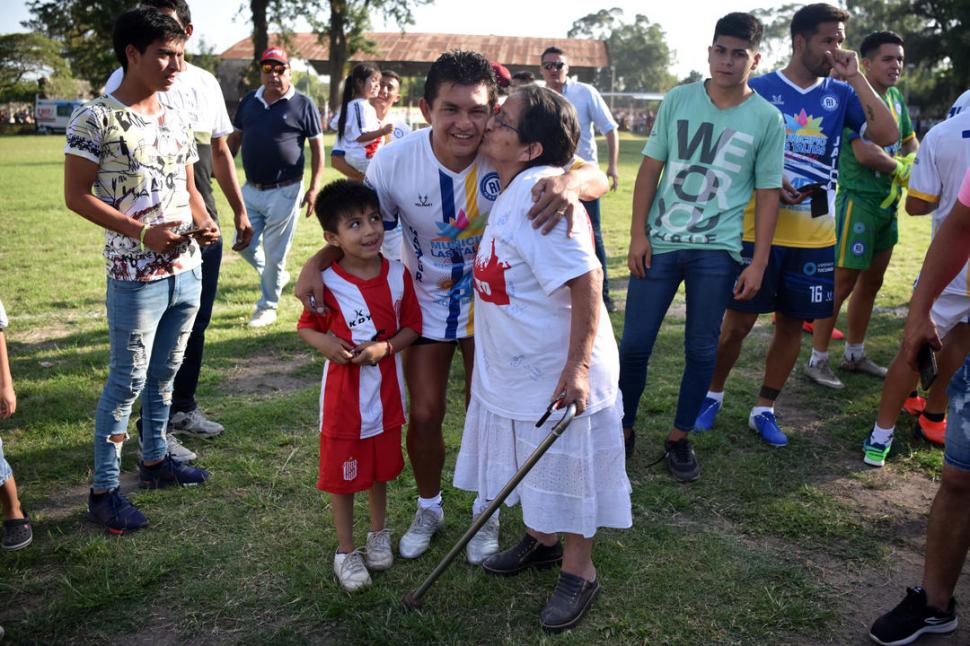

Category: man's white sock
[870, 423, 894, 445]
[418, 493, 443, 515]
[706, 390, 725, 403]
[845, 343, 865, 362]
[810, 349, 829, 366]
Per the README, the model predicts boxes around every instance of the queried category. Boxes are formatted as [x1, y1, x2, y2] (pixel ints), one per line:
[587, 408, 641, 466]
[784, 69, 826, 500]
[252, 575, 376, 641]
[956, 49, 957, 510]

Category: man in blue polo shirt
[228, 47, 324, 327]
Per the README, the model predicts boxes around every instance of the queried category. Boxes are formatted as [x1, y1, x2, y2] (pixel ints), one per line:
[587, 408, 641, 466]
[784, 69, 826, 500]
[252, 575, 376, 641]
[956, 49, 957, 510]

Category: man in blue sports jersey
[695, 3, 899, 446]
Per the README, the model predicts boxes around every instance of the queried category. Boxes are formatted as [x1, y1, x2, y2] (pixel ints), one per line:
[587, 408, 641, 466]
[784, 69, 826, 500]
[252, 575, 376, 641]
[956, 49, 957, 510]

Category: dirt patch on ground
[33, 471, 142, 523]
[220, 353, 315, 397]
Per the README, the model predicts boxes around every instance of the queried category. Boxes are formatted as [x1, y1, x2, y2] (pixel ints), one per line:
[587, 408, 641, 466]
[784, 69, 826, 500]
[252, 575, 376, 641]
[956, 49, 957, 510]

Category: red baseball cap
[491, 62, 511, 88]
[260, 47, 288, 64]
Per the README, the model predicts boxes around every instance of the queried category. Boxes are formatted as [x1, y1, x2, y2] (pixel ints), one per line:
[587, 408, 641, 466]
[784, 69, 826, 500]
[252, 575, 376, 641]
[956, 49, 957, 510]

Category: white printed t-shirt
[471, 165, 619, 419]
[65, 95, 201, 282]
[365, 128, 500, 340]
[909, 110, 970, 296]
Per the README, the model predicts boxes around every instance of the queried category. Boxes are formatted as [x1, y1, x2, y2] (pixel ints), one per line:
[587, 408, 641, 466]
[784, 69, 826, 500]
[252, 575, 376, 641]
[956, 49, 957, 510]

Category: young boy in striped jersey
[298, 180, 421, 592]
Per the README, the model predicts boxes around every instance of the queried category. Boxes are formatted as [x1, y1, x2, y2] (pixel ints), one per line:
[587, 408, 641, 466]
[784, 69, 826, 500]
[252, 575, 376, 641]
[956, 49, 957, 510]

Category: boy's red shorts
[317, 426, 403, 494]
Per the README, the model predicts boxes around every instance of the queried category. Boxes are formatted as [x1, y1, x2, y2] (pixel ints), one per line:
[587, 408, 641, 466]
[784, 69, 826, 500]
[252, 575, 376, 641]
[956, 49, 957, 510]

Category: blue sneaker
[863, 436, 893, 467]
[88, 488, 149, 535]
[694, 397, 722, 432]
[139, 455, 210, 489]
[748, 411, 788, 447]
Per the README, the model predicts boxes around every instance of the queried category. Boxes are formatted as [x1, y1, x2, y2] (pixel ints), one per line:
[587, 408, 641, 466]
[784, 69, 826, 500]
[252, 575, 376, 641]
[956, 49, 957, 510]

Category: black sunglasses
[542, 61, 565, 71]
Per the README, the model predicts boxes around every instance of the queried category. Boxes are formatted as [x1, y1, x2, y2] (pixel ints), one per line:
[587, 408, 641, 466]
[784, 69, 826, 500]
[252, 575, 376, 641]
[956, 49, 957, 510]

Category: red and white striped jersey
[298, 258, 422, 439]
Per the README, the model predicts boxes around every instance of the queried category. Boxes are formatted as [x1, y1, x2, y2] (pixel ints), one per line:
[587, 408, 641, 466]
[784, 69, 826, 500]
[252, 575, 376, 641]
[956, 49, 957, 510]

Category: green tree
[568, 8, 676, 92]
[244, 0, 431, 110]
[0, 31, 73, 102]
[24, 0, 133, 90]
[187, 36, 220, 75]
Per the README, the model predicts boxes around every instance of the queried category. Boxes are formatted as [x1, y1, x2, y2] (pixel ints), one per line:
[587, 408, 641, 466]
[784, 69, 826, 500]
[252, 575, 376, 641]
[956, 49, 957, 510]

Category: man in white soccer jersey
[296, 50, 608, 564]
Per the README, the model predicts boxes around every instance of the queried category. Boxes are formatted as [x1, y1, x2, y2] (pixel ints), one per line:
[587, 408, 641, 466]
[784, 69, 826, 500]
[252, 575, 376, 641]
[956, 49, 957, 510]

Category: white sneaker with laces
[333, 550, 371, 592]
[804, 358, 845, 389]
[247, 308, 277, 328]
[166, 434, 197, 463]
[137, 432, 196, 463]
[398, 506, 444, 559]
[169, 409, 224, 438]
[466, 511, 500, 565]
[365, 528, 393, 571]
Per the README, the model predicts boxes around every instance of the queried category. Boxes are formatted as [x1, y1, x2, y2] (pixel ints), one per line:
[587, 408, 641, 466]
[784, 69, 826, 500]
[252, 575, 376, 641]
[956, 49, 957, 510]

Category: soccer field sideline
[2, 132, 966, 644]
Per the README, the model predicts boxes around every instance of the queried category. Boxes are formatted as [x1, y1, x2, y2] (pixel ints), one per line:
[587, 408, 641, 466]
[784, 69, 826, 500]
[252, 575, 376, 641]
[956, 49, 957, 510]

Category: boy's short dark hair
[381, 69, 402, 84]
[423, 50, 496, 107]
[515, 85, 579, 169]
[713, 12, 764, 49]
[860, 31, 904, 59]
[541, 46, 564, 60]
[113, 7, 186, 72]
[314, 180, 381, 234]
[141, 0, 192, 28]
[790, 3, 850, 43]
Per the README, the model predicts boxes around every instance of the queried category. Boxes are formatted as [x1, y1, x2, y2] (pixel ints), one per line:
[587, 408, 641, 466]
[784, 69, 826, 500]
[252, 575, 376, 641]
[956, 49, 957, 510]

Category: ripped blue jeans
[93, 268, 201, 490]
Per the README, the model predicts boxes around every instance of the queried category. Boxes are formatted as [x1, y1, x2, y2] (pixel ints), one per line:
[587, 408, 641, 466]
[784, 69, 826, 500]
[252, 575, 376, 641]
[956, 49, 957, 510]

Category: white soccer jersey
[909, 110, 970, 296]
[334, 98, 381, 161]
[365, 128, 500, 340]
[105, 63, 232, 141]
[949, 89, 970, 118]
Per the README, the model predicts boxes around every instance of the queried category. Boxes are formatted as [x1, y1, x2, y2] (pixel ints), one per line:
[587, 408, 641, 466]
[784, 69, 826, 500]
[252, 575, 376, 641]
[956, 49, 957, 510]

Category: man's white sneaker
[365, 528, 393, 571]
[169, 409, 224, 438]
[466, 511, 500, 565]
[841, 354, 888, 378]
[804, 359, 845, 389]
[247, 308, 277, 328]
[333, 550, 371, 592]
[166, 434, 197, 463]
[398, 506, 444, 559]
[137, 433, 196, 463]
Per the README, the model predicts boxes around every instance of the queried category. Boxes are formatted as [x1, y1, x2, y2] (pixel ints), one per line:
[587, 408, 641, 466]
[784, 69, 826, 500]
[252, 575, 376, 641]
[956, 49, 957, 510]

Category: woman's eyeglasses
[493, 112, 520, 135]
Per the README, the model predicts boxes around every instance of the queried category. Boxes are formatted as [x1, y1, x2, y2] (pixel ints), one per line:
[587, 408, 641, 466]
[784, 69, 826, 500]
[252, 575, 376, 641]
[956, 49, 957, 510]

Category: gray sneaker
[333, 549, 371, 592]
[137, 432, 197, 463]
[466, 511, 500, 565]
[841, 354, 887, 378]
[365, 528, 393, 571]
[398, 506, 444, 559]
[169, 409, 224, 438]
[804, 359, 845, 389]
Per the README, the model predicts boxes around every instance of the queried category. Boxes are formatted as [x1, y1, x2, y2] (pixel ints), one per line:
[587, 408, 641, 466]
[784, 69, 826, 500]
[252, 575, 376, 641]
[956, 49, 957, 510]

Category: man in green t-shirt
[808, 31, 920, 384]
[619, 12, 784, 481]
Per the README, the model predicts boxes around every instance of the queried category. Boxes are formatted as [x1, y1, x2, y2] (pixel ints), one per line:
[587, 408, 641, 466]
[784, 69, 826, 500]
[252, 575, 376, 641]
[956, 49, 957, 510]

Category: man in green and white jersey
[807, 31, 919, 387]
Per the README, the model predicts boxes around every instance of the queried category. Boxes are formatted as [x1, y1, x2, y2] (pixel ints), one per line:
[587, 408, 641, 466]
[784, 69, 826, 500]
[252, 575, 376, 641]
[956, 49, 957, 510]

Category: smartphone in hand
[917, 343, 938, 390]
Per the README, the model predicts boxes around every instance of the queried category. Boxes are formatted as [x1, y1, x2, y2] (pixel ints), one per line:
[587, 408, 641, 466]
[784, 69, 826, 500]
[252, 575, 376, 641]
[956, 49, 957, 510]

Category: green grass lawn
[0, 132, 960, 644]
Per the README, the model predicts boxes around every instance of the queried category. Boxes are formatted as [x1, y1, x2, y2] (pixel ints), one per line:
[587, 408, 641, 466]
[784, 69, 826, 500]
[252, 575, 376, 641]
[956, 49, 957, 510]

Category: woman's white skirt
[453, 393, 632, 538]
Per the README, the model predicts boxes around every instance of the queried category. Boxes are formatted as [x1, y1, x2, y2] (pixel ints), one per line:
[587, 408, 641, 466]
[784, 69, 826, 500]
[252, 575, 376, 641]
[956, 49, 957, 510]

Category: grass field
[0, 132, 965, 644]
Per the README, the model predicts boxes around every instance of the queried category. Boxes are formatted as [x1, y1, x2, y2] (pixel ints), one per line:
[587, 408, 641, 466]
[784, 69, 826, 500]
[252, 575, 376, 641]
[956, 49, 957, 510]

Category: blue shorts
[728, 242, 835, 320]
[945, 357, 970, 472]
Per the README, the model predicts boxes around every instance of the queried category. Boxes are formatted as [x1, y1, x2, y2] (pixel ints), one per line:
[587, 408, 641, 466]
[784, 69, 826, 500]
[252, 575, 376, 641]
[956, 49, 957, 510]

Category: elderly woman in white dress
[453, 84, 632, 633]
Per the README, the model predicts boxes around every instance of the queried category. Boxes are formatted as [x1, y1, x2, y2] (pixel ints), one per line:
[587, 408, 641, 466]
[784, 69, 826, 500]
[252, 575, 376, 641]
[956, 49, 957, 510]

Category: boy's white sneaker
[334, 550, 371, 592]
[365, 528, 393, 571]
[399, 506, 444, 559]
[247, 308, 277, 328]
[466, 511, 500, 565]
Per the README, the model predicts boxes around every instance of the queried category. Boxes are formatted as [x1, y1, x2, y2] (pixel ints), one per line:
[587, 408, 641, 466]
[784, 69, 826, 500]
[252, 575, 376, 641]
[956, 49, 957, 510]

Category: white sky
[1, 0, 791, 78]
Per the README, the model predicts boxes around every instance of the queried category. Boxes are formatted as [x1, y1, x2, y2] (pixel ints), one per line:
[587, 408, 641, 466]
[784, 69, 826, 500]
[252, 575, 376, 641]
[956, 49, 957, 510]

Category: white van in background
[35, 97, 84, 134]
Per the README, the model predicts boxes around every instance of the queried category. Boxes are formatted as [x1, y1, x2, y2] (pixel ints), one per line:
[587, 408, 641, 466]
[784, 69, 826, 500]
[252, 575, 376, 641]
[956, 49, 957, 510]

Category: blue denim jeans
[619, 249, 741, 432]
[93, 268, 201, 490]
[238, 181, 303, 311]
[0, 436, 11, 486]
[946, 355, 970, 472]
[581, 198, 610, 300]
